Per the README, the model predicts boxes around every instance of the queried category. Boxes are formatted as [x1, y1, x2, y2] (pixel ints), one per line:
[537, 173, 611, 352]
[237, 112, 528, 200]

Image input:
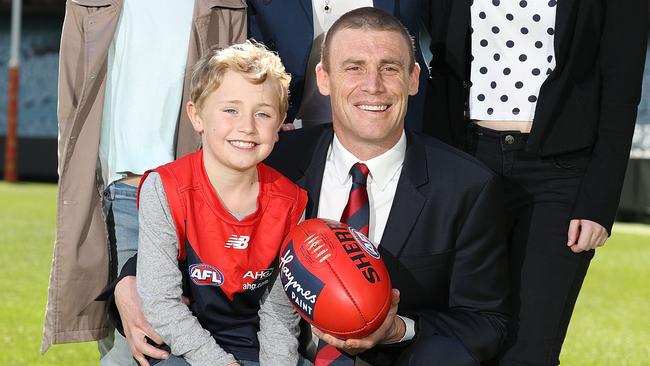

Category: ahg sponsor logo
[243, 268, 274, 280]
[243, 279, 270, 291]
[242, 267, 274, 292]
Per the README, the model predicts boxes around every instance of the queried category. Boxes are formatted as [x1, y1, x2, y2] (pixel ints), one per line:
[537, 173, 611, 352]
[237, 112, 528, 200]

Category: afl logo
[189, 264, 224, 287]
[349, 228, 380, 259]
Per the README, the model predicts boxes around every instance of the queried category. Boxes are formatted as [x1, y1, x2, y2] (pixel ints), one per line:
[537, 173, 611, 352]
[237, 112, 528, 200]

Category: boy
[136, 41, 307, 366]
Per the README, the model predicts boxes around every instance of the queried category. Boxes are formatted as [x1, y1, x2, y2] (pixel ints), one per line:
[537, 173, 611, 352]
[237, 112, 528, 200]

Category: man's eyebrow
[340, 58, 404, 67]
[379, 58, 405, 66]
[341, 58, 365, 66]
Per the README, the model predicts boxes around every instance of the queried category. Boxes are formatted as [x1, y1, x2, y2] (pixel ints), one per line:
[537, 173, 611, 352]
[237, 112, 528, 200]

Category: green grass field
[0, 182, 649, 365]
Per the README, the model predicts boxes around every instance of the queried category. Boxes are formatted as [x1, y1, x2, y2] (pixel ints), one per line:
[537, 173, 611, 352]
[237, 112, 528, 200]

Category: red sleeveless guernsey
[141, 150, 307, 361]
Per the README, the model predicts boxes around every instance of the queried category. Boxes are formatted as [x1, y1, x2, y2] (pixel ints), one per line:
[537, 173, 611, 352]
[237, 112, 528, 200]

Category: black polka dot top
[469, 0, 557, 121]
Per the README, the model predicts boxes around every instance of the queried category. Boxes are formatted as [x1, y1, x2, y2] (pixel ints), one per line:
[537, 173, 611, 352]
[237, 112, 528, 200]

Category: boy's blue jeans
[99, 181, 140, 366]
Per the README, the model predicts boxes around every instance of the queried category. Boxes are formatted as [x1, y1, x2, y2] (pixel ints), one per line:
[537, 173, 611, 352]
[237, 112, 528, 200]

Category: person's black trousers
[467, 124, 594, 366]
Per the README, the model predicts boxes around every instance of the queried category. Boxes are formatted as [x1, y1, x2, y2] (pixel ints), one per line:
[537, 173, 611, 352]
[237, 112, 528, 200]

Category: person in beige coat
[42, 1, 246, 365]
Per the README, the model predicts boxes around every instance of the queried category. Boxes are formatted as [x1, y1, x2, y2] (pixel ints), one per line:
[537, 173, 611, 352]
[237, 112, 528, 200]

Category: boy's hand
[115, 276, 169, 365]
[312, 289, 403, 355]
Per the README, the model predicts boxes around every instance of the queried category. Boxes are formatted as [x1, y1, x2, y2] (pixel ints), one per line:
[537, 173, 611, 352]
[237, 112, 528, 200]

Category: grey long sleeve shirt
[136, 172, 301, 366]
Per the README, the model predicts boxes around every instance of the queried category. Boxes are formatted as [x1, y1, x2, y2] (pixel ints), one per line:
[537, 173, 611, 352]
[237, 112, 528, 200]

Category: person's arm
[137, 173, 238, 366]
[407, 175, 510, 359]
[95, 253, 170, 366]
[569, 0, 648, 244]
[258, 197, 307, 365]
[257, 275, 302, 365]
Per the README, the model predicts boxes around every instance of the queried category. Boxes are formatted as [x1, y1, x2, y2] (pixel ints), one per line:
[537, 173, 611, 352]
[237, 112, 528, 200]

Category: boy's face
[187, 70, 284, 174]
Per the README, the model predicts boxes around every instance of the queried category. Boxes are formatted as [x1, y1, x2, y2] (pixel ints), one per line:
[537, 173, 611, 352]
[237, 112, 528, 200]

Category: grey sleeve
[257, 275, 301, 366]
[136, 172, 237, 366]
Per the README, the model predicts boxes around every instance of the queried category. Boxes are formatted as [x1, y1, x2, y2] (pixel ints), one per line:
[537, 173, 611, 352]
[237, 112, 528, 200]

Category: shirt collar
[329, 131, 406, 191]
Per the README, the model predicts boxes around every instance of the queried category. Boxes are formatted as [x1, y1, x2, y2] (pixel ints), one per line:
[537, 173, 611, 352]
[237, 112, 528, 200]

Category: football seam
[316, 260, 389, 336]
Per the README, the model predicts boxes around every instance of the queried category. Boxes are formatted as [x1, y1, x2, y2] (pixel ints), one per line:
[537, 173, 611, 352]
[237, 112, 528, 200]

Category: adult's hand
[312, 289, 404, 356]
[280, 122, 296, 131]
[115, 276, 169, 366]
[567, 219, 608, 253]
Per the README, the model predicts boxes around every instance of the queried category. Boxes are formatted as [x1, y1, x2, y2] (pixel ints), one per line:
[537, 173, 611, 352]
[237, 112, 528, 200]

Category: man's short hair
[321, 7, 416, 72]
[190, 40, 291, 114]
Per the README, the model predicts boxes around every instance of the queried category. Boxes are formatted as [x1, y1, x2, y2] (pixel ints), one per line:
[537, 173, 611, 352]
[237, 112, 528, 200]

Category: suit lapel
[379, 131, 427, 262]
[298, 128, 333, 219]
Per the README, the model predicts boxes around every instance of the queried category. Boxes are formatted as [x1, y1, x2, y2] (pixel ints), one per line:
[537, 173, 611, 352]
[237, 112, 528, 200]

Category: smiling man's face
[316, 28, 419, 159]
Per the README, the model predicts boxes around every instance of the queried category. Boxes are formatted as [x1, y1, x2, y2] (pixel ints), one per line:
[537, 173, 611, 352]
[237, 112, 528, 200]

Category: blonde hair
[190, 40, 291, 114]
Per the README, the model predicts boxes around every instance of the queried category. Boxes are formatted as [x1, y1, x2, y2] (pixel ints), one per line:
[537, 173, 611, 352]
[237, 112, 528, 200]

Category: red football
[278, 218, 392, 339]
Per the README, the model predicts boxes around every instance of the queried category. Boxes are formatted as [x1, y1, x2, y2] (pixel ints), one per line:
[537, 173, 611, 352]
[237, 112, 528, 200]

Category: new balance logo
[225, 235, 250, 249]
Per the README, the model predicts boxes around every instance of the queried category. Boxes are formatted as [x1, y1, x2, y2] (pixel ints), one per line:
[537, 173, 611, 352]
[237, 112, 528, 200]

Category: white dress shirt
[318, 133, 404, 243]
[317, 131, 416, 346]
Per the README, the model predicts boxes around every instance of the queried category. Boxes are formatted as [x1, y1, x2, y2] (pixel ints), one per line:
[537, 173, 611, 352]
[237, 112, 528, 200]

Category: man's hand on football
[312, 289, 404, 355]
[115, 276, 169, 366]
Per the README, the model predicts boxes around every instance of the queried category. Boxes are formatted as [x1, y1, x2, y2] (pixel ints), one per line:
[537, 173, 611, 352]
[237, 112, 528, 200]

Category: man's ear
[408, 62, 421, 96]
[186, 101, 204, 134]
[315, 63, 331, 96]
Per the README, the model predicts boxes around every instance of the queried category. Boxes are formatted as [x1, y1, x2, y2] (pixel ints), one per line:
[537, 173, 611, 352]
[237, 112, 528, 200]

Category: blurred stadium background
[0, 2, 649, 365]
[2, 1, 650, 219]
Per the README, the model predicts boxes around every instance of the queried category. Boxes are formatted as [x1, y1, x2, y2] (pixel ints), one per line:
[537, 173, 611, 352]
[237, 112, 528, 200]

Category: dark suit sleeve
[570, 0, 648, 232]
[412, 175, 509, 359]
[95, 254, 138, 335]
[361, 175, 510, 365]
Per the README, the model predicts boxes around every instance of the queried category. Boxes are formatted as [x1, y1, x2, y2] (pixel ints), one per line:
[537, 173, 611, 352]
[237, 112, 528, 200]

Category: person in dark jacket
[425, 1, 648, 365]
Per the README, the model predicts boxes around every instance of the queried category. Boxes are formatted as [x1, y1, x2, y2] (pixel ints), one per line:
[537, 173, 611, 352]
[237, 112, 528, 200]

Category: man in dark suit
[246, 0, 429, 133]
[111, 7, 510, 366]
[266, 7, 510, 365]
[425, 0, 647, 364]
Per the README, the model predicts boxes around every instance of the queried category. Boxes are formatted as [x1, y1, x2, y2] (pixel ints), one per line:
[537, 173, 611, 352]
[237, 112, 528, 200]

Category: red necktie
[315, 162, 370, 366]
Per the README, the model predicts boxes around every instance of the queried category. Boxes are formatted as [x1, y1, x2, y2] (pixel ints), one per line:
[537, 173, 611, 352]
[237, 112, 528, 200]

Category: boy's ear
[186, 101, 204, 134]
[274, 114, 286, 142]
